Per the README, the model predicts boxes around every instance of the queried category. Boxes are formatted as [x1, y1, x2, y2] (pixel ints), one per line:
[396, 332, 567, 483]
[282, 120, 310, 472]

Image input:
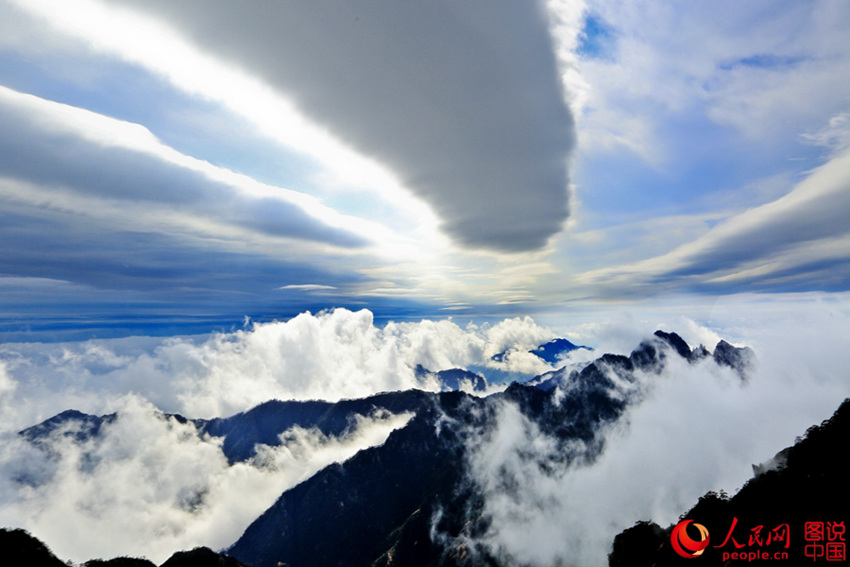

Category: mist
[0, 396, 412, 564]
[461, 299, 850, 566]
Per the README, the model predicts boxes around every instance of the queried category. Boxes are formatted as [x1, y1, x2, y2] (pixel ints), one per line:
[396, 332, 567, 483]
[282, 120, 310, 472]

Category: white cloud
[0, 309, 558, 423]
[0, 85, 386, 252]
[277, 284, 337, 292]
[0, 300, 848, 565]
[0, 395, 413, 564]
[576, 1, 850, 162]
[575, 146, 850, 295]
[0, 309, 563, 561]
[544, 0, 590, 117]
[802, 110, 850, 156]
[0, 361, 15, 398]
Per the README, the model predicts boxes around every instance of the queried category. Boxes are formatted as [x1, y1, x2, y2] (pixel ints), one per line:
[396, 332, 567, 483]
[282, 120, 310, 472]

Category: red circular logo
[671, 520, 711, 558]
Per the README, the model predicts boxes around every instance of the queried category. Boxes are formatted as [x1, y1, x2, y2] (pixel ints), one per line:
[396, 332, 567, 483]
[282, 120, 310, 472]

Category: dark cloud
[115, 0, 575, 252]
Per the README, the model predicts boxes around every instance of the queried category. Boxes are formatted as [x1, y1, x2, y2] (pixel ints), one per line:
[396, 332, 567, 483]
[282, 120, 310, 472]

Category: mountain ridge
[608, 397, 850, 566]
[7, 330, 759, 567]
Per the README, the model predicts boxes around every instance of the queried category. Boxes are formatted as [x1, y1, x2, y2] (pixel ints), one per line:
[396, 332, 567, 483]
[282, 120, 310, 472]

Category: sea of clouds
[0, 308, 556, 563]
[0, 300, 848, 565]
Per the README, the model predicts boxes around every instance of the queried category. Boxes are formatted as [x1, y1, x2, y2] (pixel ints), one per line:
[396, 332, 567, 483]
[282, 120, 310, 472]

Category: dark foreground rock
[609, 397, 850, 566]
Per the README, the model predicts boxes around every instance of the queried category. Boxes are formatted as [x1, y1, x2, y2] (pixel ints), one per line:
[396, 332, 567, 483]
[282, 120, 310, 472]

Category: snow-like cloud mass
[0, 300, 848, 565]
[0, 309, 557, 423]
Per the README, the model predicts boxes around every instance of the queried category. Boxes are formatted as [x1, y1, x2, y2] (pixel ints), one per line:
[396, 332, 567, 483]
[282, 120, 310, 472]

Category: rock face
[712, 339, 756, 378]
[0, 528, 246, 567]
[85, 559, 158, 567]
[0, 528, 69, 567]
[159, 547, 249, 567]
[608, 398, 850, 567]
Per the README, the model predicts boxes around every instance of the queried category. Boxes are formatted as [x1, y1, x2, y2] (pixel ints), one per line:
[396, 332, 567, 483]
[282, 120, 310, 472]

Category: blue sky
[1, 0, 850, 341]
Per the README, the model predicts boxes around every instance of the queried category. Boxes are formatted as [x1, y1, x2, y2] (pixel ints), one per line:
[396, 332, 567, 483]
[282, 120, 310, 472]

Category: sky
[0, 0, 847, 341]
[1, 1, 850, 564]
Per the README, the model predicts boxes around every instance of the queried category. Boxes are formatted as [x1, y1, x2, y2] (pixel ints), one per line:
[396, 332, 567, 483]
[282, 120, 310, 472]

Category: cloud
[577, 146, 850, 295]
[277, 284, 338, 292]
[0, 309, 561, 561]
[460, 303, 850, 566]
[802, 110, 850, 156]
[576, 1, 850, 161]
[0, 396, 412, 564]
[0, 309, 558, 422]
[0, 85, 373, 249]
[0, 86, 422, 336]
[24, 0, 577, 252]
[1, 300, 848, 565]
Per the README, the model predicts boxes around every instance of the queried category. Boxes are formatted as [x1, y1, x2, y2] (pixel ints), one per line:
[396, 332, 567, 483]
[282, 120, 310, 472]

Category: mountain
[608, 397, 850, 566]
[531, 337, 589, 364]
[19, 389, 435, 466]
[9, 330, 757, 567]
[415, 365, 490, 392]
[528, 330, 751, 391]
[197, 390, 433, 463]
[0, 528, 69, 567]
[20, 409, 120, 451]
[0, 528, 244, 567]
[491, 336, 589, 366]
[228, 331, 752, 567]
[85, 559, 157, 567]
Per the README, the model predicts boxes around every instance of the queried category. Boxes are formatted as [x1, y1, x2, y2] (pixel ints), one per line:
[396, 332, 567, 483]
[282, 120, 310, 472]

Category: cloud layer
[0, 85, 372, 250]
[577, 147, 850, 296]
[0, 302, 848, 565]
[0, 309, 558, 562]
[107, 0, 576, 252]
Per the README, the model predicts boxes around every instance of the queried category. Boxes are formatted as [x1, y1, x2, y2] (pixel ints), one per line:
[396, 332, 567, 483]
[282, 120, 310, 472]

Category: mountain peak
[713, 339, 755, 378]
